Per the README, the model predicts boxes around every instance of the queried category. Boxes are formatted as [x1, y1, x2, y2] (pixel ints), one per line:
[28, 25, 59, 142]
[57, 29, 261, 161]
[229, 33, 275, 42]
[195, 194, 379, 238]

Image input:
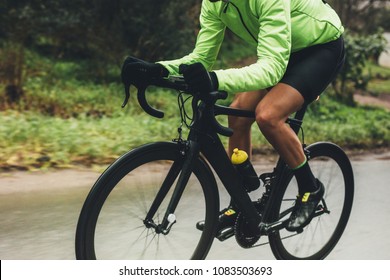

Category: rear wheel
[268, 142, 354, 259]
[75, 142, 219, 259]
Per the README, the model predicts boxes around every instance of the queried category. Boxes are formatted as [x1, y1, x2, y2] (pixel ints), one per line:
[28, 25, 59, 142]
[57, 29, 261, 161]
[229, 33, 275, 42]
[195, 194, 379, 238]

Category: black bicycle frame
[189, 102, 263, 233]
[138, 78, 307, 235]
[162, 101, 306, 235]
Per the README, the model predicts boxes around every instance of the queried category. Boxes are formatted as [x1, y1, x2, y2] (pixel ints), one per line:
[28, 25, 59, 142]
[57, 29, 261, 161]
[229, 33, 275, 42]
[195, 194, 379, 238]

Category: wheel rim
[92, 159, 210, 259]
[76, 143, 218, 260]
[270, 145, 353, 259]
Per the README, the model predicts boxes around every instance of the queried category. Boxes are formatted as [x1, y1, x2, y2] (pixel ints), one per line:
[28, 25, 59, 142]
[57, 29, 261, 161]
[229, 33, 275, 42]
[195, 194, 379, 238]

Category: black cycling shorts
[279, 36, 345, 103]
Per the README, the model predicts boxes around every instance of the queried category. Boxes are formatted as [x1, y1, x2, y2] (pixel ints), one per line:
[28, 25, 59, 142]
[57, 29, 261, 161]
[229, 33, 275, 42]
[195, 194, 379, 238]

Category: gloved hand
[121, 56, 168, 87]
[179, 62, 218, 93]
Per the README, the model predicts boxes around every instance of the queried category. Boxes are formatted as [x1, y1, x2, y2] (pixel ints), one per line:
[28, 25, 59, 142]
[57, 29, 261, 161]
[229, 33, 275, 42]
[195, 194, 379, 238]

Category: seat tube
[200, 134, 262, 232]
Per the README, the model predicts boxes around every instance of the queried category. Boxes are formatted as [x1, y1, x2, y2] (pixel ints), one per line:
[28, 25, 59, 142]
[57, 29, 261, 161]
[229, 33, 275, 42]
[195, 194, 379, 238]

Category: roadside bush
[332, 30, 387, 105]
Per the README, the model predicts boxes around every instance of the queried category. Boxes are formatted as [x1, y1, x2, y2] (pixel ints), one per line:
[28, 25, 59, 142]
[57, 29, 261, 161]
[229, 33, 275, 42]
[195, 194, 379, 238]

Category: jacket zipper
[223, 1, 258, 44]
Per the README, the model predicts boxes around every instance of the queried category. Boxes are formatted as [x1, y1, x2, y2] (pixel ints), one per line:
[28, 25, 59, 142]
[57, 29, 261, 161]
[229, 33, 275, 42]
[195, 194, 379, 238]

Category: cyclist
[121, 0, 345, 233]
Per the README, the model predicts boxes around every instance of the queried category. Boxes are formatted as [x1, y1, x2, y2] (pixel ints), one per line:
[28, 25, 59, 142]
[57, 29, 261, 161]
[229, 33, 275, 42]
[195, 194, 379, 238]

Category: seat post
[289, 105, 307, 134]
[294, 104, 307, 121]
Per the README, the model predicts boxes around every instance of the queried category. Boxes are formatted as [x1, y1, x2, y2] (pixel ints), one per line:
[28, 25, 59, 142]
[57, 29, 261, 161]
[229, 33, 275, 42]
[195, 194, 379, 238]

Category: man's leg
[228, 90, 266, 157]
[255, 82, 318, 192]
[255, 83, 323, 231]
[255, 83, 306, 168]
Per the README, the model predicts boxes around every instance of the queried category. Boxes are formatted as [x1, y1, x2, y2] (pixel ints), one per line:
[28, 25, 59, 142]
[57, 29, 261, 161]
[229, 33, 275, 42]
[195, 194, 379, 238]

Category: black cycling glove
[179, 62, 218, 93]
[121, 56, 169, 87]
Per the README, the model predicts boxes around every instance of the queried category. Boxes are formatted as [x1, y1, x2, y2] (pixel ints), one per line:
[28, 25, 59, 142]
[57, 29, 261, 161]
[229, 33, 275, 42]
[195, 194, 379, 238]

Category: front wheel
[75, 142, 219, 260]
[268, 142, 354, 259]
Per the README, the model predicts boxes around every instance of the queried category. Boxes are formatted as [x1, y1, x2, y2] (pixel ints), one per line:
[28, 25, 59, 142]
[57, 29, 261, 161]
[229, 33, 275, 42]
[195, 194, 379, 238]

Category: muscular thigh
[256, 83, 305, 122]
[230, 90, 266, 111]
[229, 90, 266, 128]
[256, 37, 345, 121]
[280, 36, 345, 103]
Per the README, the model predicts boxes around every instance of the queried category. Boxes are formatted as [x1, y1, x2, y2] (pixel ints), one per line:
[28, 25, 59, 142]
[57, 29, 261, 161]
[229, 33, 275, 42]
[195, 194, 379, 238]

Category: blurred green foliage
[332, 31, 387, 104]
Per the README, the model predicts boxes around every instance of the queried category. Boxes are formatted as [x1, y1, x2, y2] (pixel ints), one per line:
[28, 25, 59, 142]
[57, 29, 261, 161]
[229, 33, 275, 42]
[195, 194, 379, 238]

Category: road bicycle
[75, 75, 354, 260]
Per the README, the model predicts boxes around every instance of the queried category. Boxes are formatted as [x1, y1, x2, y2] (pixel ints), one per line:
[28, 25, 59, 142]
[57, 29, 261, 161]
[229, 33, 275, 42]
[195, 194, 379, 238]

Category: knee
[255, 109, 282, 133]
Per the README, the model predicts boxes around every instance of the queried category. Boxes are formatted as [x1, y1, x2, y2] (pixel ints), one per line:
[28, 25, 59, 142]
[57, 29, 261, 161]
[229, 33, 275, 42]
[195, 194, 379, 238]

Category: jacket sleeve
[215, 0, 292, 93]
[157, 2, 225, 75]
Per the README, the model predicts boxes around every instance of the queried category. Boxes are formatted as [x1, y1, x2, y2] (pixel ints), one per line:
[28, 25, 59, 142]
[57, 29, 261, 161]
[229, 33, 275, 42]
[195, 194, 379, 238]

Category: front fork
[144, 140, 199, 234]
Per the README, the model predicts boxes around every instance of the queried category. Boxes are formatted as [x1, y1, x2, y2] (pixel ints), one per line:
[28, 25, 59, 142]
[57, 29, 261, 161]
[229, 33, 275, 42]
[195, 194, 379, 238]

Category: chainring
[234, 201, 264, 248]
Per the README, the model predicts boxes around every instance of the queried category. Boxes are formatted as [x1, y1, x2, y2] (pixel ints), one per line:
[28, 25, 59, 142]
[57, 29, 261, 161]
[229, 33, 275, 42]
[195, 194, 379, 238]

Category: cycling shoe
[286, 179, 325, 232]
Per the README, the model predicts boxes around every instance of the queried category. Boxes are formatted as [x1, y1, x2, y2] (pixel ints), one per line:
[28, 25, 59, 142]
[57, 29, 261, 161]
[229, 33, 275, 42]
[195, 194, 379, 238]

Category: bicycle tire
[268, 142, 354, 259]
[75, 141, 219, 260]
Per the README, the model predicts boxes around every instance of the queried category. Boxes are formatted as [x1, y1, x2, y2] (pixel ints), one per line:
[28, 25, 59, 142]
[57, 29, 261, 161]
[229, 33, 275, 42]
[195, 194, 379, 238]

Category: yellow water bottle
[231, 148, 260, 192]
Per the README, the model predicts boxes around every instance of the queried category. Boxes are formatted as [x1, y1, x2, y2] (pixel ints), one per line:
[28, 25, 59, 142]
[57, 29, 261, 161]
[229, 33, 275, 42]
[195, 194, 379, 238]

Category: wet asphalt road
[0, 152, 389, 260]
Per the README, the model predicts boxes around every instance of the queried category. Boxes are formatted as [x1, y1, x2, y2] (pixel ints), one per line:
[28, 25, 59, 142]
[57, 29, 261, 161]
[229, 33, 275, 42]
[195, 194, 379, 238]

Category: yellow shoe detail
[302, 192, 310, 202]
[224, 209, 236, 216]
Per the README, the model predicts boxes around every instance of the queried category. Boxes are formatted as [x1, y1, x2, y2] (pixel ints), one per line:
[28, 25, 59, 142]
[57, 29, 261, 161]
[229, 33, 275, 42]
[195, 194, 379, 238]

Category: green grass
[0, 109, 183, 169]
[1, 89, 389, 170]
[365, 62, 390, 95]
[303, 97, 390, 147]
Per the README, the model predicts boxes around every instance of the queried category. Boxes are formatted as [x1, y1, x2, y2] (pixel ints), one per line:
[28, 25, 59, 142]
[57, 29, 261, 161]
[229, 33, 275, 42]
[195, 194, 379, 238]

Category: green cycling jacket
[158, 0, 344, 94]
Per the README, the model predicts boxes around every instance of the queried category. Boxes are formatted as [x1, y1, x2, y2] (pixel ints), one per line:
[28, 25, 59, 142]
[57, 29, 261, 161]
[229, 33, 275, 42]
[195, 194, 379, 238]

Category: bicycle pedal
[216, 227, 234, 241]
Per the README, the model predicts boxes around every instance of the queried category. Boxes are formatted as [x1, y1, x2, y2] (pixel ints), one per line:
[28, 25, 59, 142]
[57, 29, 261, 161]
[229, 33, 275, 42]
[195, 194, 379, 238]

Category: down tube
[199, 134, 262, 232]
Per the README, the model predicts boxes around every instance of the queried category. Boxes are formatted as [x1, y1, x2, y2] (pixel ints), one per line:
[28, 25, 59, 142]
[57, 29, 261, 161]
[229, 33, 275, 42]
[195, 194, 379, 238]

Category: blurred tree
[332, 31, 387, 105]
[2, 0, 388, 107]
[325, 1, 389, 104]
[328, 0, 390, 33]
[0, 0, 201, 87]
[0, 0, 200, 60]
[118, 0, 200, 61]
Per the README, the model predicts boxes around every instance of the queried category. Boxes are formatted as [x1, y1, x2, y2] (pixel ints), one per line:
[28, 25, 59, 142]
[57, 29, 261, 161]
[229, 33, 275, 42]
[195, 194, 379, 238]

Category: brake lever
[208, 91, 234, 137]
[192, 90, 234, 137]
[121, 84, 131, 108]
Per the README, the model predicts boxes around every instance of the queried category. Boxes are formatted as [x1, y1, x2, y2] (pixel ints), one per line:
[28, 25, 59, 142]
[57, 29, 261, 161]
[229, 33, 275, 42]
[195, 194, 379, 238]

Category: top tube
[154, 75, 306, 124]
[128, 75, 305, 135]
[154, 75, 256, 119]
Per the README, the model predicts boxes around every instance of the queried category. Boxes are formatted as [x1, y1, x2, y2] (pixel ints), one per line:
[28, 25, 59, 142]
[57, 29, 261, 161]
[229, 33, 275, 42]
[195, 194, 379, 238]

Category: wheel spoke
[268, 143, 354, 259]
[76, 143, 218, 260]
